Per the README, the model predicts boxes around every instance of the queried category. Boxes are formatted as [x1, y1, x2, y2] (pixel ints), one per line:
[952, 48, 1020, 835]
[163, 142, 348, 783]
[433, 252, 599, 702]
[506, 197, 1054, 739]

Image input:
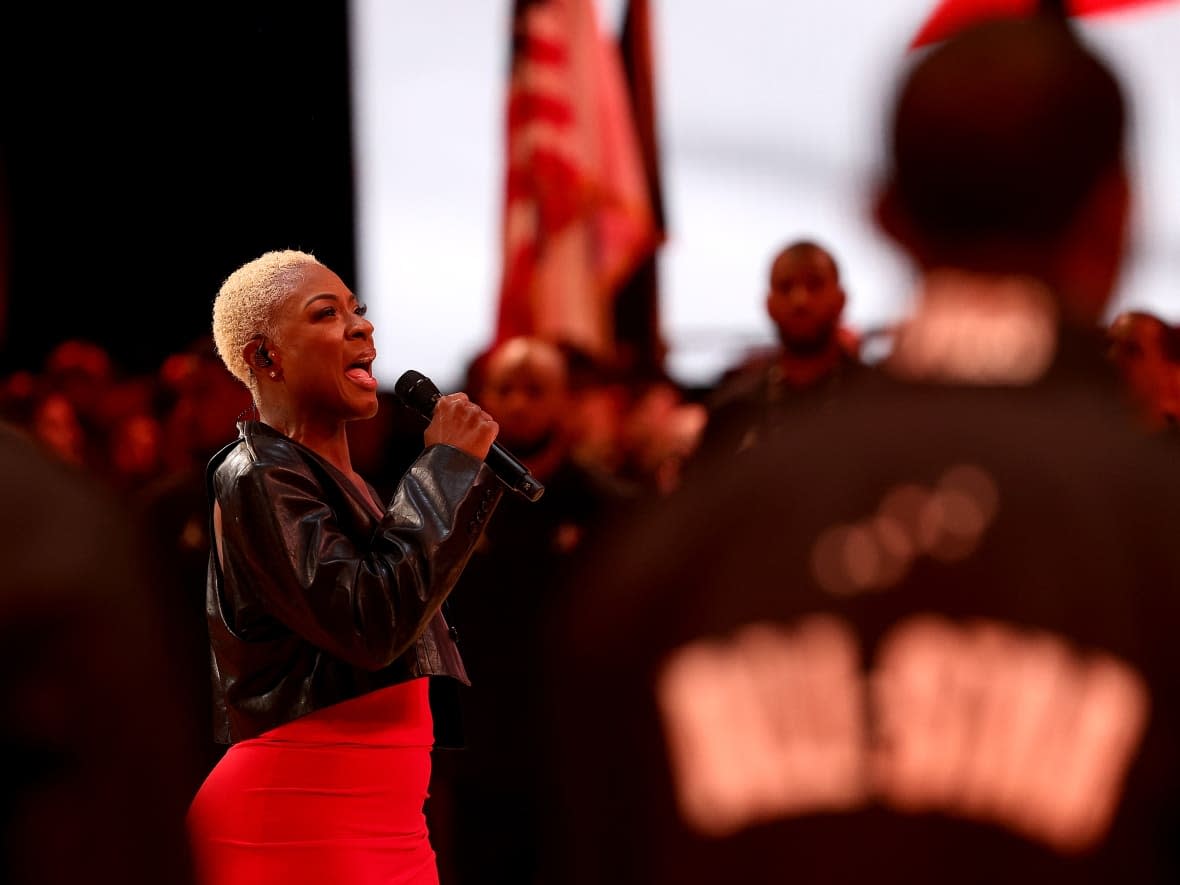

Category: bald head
[485, 336, 568, 384]
[875, 16, 1130, 323]
[481, 336, 571, 453]
[884, 17, 1125, 247]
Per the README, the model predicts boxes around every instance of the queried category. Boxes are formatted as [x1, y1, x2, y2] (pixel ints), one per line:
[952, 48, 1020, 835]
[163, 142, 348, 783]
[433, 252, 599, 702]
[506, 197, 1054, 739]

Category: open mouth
[345, 353, 378, 390]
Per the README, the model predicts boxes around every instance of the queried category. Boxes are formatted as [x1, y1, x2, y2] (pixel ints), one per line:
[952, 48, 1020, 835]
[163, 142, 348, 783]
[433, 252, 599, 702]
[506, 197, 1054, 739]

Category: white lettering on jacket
[655, 614, 1149, 854]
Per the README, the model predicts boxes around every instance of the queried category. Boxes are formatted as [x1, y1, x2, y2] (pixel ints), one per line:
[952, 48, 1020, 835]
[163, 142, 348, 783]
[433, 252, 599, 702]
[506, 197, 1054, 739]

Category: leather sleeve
[220, 443, 502, 671]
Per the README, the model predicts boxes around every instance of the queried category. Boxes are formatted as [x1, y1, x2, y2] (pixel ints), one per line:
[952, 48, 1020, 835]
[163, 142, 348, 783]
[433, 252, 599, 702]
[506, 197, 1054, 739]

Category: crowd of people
[2, 10, 1179, 885]
[0, 257, 1173, 520]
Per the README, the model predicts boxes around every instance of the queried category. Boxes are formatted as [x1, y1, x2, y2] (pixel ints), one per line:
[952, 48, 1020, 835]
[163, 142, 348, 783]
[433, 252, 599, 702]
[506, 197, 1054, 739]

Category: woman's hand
[423, 392, 499, 461]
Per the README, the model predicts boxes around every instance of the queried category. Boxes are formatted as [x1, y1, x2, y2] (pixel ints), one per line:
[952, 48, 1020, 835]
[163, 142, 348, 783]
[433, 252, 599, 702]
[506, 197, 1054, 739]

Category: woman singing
[186, 249, 502, 884]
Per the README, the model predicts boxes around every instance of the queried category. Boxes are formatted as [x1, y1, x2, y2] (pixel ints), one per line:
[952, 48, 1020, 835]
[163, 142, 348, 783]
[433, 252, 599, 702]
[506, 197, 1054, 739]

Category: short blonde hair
[211, 249, 323, 389]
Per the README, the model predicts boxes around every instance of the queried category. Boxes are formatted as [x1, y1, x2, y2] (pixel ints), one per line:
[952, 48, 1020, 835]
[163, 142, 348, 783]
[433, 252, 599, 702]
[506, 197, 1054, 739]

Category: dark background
[0, 1, 357, 376]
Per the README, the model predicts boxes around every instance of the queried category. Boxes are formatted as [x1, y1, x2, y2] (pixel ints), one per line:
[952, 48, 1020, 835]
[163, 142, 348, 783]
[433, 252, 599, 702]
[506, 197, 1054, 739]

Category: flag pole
[615, 0, 667, 381]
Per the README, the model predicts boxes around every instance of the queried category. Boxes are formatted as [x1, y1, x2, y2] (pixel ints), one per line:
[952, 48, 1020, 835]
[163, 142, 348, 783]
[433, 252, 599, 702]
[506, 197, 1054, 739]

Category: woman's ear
[244, 338, 273, 372]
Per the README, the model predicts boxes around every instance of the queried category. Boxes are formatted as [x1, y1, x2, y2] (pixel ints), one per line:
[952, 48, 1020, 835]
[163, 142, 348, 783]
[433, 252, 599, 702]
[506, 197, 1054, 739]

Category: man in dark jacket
[687, 239, 864, 475]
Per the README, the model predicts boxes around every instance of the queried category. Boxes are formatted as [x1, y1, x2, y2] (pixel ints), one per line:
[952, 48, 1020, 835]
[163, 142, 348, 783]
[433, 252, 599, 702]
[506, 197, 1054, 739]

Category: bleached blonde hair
[211, 249, 323, 391]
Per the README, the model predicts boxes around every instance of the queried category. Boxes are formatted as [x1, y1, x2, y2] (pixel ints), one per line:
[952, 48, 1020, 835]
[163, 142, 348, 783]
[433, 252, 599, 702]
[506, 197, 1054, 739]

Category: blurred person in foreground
[539, 15, 1180, 885]
[185, 249, 504, 885]
[0, 419, 202, 884]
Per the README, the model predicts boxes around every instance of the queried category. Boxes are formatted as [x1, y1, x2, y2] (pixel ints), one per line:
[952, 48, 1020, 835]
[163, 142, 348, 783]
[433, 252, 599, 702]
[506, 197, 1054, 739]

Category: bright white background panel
[351, 0, 1180, 391]
[350, 0, 512, 393]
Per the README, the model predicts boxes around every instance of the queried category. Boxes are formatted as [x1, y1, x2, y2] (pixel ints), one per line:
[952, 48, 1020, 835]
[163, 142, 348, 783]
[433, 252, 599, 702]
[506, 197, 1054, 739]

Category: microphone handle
[486, 443, 545, 502]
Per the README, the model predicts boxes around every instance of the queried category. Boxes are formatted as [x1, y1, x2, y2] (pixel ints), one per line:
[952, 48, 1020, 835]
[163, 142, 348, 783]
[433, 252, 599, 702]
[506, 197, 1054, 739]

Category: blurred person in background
[428, 334, 637, 885]
[105, 410, 164, 493]
[685, 238, 865, 475]
[556, 341, 636, 478]
[613, 372, 707, 496]
[1105, 309, 1180, 433]
[40, 338, 116, 423]
[539, 15, 1180, 884]
[28, 390, 91, 468]
[37, 338, 162, 483]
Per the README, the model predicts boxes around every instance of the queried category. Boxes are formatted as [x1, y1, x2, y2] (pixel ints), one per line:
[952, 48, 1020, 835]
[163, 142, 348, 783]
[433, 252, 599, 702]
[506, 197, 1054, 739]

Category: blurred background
[2, 0, 1177, 390]
[353, 0, 1180, 389]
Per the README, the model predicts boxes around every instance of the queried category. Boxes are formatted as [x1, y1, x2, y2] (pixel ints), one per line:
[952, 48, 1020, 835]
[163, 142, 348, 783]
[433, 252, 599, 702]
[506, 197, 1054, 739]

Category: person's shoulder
[704, 360, 775, 413]
[730, 360, 1180, 505]
[208, 424, 328, 507]
[814, 345, 878, 391]
[219, 421, 305, 472]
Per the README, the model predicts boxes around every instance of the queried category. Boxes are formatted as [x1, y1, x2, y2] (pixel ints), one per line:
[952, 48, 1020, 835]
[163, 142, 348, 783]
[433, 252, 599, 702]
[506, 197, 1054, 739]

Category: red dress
[187, 678, 438, 885]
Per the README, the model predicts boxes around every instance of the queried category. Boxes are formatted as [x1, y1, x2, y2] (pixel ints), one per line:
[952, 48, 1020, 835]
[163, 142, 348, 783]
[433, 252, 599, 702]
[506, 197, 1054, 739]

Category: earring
[269, 371, 277, 379]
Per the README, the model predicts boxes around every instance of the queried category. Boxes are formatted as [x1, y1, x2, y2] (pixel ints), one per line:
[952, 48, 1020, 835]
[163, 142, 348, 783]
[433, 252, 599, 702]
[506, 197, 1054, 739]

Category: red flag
[912, 0, 1177, 47]
[496, 0, 659, 364]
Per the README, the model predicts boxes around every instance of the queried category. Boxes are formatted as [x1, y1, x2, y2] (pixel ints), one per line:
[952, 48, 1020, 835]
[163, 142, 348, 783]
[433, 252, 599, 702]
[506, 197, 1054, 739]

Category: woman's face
[271, 263, 379, 422]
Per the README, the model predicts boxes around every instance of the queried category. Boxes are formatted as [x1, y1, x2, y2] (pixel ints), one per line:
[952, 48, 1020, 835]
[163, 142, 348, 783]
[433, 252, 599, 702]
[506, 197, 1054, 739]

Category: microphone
[394, 369, 545, 503]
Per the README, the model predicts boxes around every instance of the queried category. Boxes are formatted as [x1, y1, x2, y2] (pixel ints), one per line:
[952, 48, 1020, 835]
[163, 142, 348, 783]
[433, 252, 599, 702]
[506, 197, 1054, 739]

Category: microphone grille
[394, 369, 442, 417]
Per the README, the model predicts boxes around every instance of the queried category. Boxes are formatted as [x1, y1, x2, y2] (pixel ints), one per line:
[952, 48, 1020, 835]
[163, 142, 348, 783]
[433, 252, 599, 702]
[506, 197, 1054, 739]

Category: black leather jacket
[205, 420, 502, 745]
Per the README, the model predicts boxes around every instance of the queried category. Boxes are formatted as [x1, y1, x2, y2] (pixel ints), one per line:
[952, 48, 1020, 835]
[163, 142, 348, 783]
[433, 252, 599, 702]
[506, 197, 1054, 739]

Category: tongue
[345, 368, 378, 390]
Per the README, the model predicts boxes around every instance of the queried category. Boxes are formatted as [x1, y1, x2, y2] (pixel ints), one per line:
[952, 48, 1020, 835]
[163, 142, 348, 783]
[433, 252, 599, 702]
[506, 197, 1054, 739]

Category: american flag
[495, 0, 659, 365]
